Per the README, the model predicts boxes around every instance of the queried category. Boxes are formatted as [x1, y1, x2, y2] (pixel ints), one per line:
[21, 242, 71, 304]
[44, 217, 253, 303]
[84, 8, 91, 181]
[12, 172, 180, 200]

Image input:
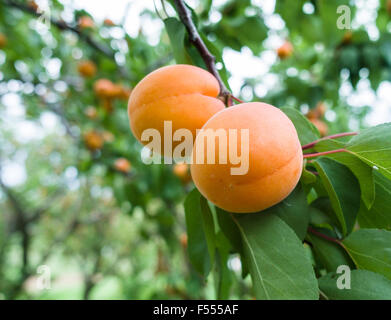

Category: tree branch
[173, 0, 231, 103]
[3, 0, 130, 79]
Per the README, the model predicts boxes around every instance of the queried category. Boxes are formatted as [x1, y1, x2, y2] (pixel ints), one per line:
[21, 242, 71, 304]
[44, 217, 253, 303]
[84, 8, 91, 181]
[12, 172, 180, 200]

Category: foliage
[0, 0, 391, 300]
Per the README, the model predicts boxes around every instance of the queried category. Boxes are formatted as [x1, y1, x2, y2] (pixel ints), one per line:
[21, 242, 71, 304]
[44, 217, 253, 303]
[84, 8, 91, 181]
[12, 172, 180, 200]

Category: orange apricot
[84, 130, 104, 150]
[78, 60, 97, 78]
[0, 33, 7, 49]
[94, 79, 122, 99]
[173, 163, 191, 183]
[104, 19, 116, 26]
[28, 0, 39, 12]
[342, 31, 353, 45]
[306, 102, 327, 120]
[310, 118, 328, 137]
[277, 41, 293, 59]
[179, 233, 188, 248]
[78, 16, 94, 29]
[190, 102, 303, 213]
[128, 64, 225, 157]
[85, 106, 98, 119]
[114, 158, 131, 173]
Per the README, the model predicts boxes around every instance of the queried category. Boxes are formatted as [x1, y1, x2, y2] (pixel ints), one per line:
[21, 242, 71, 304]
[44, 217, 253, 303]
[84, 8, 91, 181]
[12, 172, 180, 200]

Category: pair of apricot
[128, 65, 303, 213]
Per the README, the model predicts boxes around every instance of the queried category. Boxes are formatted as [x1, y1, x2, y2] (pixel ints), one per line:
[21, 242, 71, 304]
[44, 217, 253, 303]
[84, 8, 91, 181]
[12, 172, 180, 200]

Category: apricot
[387, 0, 391, 15]
[85, 106, 98, 119]
[306, 102, 327, 120]
[78, 16, 95, 29]
[190, 102, 303, 213]
[84, 130, 104, 150]
[342, 31, 353, 45]
[173, 163, 191, 183]
[104, 19, 115, 26]
[94, 79, 122, 99]
[0, 33, 7, 49]
[310, 118, 328, 137]
[179, 233, 188, 248]
[114, 158, 131, 173]
[277, 41, 293, 59]
[28, 1, 39, 12]
[78, 60, 97, 78]
[128, 64, 225, 157]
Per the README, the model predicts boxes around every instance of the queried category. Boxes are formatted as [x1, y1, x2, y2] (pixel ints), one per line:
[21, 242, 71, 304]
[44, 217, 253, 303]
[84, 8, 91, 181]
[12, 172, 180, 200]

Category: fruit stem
[303, 148, 347, 159]
[173, 0, 231, 104]
[308, 227, 343, 246]
[231, 95, 244, 104]
[301, 132, 358, 150]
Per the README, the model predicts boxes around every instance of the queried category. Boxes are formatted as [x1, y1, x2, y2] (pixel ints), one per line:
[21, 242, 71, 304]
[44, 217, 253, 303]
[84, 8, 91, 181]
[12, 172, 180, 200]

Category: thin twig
[308, 227, 342, 246]
[173, 0, 230, 103]
[303, 148, 348, 159]
[302, 132, 358, 150]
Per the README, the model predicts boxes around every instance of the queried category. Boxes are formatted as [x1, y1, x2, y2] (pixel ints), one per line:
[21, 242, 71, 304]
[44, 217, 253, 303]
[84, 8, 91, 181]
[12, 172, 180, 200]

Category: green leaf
[216, 208, 242, 253]
[233, 214, 318, 300]
[262, 184, 310, 240]
[281, 107, 320, 145]
[315, 139, 375, 209]
[215, 208, 249, 278]
[214, 231, 232, 299]
[346, 123, 391, 180]
[184, 189, 215, 276]
[164, 18, 193, 64]
[358, 172, 391, 230]
[306, 232, 354, 273]
[313, 158, 361, 235]
[343, 229, 391, 280]
[319, 270, 391, 300]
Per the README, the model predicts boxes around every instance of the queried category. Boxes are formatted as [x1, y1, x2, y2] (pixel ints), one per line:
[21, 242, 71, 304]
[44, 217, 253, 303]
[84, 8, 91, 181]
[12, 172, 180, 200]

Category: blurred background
[0, 0, 390, 299]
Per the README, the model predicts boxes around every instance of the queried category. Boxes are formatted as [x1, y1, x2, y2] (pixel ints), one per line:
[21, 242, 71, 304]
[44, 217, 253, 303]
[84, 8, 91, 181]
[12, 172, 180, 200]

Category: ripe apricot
[190, 102, 303, 213]
[84, 130, 104, 150]
[173, 163, 191, 183]
[28, 0, 39, 12]
[306, 102, 327, 120]
[94, 79, 122, 99]
[310, 118, 328, 137]
[85, 106, 98, 119]
[277, 41, 293, 59]
[78, 16, 95, 29]
[179, 233, 188, 248]
[342, 31, 353, 45]
[0, 33, 7, 49]
[128, 64, 225, 157]
[78, 60, 97, 78]
[114, 158, 131, 173]
[104, 19, 115, 26]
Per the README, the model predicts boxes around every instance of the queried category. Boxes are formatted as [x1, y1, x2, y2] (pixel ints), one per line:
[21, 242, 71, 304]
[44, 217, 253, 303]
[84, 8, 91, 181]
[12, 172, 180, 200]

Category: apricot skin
[128, 64, 225, 156]
[190, 102, 303, 213]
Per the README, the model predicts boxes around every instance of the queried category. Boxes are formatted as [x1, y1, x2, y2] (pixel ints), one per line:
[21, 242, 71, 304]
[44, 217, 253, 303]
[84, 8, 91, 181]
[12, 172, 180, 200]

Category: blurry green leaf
[281, 107, 320, 145]
[319, 270, 391, 300]
[233, 214, 318, 300]
[184, 189, 215, 276]
[214, 231, 232, 299]
[164, 18, 193, 64]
